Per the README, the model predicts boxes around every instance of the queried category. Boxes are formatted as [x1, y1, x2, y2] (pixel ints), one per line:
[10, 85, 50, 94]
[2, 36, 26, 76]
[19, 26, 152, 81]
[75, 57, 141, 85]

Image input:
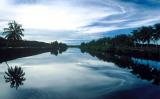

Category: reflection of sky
[132, 58, 160, 69]
[0, 0, 160, 44]
[0, 48, 147, 99]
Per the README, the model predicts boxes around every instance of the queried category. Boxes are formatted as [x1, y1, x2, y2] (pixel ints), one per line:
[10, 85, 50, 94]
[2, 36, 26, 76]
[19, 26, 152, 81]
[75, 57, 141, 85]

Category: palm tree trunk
[5, 61, 10, 68]
[5, 39, 10, 68]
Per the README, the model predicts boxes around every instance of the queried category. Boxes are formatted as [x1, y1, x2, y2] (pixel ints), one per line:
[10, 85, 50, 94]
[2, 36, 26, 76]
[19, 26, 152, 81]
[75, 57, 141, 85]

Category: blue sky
[0, 0, 160, 44]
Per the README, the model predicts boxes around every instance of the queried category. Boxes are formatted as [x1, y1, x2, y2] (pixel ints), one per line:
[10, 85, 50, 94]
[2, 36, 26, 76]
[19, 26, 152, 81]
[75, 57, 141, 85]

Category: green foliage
[50, 41, 67, 49]
[50, 41, 67, 55]
[112, 34, 133, 47]
[132, 26, 154, 44]
[80, 23, 160, 53]
[3, 21, 24, 41]
[152, 24, 160, 45]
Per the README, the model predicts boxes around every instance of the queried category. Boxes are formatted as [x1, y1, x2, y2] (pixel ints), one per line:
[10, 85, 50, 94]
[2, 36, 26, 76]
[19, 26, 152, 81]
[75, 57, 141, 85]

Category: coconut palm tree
[153, 24, 160, 46]
[139, 26, 154, 45]
[4, 65, 26, 90]
[132, 29, 142, 46]
[3, 21, 24, 41]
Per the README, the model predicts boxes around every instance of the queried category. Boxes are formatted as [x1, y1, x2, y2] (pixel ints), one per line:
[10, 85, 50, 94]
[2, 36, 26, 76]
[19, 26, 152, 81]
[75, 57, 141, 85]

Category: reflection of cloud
[0, 0, 160, 43]
[0, 48, 143, 99]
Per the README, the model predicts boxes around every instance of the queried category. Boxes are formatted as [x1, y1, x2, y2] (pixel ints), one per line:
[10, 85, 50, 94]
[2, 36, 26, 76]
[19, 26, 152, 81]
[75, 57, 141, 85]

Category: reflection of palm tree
[4, 66, 26, 90]
[51, 50, 58, 56]
[3, 21, 24, 41]
[83, 50, 160, 85]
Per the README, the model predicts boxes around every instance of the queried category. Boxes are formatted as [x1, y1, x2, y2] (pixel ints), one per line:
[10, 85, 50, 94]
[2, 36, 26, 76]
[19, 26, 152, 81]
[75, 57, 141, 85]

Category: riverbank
[0, 38, 68, 62]
[1, 48, 159, 99]
[0, 37, 67, 48]
[0, 46, 67, 63]
[80, 45, 160, 61]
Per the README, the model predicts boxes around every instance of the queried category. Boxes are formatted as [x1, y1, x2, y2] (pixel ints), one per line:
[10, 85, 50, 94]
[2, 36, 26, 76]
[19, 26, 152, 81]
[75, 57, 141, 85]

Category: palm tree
[3, 21, 24, 41]
[139, 26, 154, 45]
[132, 29, 142, 46]
[132, 26, 153, 46]
[153, 24, 160, 46]
[4, 66, 26, 90]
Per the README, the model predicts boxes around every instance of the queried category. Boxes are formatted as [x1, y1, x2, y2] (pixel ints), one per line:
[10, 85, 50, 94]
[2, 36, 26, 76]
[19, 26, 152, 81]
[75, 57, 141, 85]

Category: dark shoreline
[80, 49, 160, 86]
[80, 47, 160, 62]
[0, 47, 67, 63]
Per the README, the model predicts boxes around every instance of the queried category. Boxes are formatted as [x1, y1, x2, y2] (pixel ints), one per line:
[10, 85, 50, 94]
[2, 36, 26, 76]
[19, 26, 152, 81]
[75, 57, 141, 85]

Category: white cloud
[0, 0, 160, 43]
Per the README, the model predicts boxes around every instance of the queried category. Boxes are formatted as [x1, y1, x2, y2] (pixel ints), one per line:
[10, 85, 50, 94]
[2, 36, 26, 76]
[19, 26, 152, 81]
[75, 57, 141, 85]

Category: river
[0, 48, 160, 99]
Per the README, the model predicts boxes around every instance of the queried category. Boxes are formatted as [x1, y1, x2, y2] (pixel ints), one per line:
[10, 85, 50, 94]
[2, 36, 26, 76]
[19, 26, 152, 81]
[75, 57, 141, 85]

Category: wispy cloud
[0, 0, 160, 44]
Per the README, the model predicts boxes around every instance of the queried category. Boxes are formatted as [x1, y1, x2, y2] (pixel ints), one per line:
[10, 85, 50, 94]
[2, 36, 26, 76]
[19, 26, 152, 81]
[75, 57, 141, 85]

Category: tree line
[0, 21, 68, 90]
[132, 24, 160, 46]
[0, 21, 67, 49]
[80, 23, 160, 53]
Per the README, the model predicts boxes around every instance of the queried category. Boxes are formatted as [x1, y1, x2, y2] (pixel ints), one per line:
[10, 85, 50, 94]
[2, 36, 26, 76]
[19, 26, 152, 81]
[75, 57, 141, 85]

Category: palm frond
[4, 66, 26, 90]
[3, 21, 24, 40]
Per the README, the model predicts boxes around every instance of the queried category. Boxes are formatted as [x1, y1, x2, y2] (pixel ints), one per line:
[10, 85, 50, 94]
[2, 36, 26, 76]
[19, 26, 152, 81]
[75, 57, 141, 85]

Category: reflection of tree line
[50, 49, 66, 56]
[80, 23, 160, 62]
[0, 47, 67, 63]
[50, 42, 68, 56]
[81, 49, 160, 85]
[0, 20, 68, 90]
[1, 47, 67, 90]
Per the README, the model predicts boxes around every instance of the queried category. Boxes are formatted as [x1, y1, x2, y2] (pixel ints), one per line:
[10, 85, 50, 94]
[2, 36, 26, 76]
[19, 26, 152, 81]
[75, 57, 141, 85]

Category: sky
[0, 0, 160, 44]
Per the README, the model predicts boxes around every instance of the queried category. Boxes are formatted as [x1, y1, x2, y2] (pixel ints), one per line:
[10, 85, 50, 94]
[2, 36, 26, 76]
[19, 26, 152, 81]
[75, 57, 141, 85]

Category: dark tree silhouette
[81, 49, 160, 85]
[138, 26, 154, 45]
[153, 24, 160, 46]
[3, 21, 24, 41]
[4, 66, 26, 90]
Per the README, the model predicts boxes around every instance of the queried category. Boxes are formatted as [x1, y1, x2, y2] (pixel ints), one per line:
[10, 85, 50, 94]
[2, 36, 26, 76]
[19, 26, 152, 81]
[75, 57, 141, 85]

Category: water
[0, 48, 160, 99]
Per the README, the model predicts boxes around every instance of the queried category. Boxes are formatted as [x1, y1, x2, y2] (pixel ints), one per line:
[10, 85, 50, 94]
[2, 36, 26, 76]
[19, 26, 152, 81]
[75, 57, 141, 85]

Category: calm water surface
[0, 48, 160, 99]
